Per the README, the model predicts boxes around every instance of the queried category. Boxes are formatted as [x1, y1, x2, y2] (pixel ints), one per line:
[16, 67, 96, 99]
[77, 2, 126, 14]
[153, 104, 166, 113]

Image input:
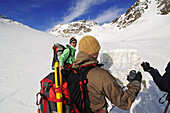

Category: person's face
[91, 51, 99, 59]
[71, 41, 77, 48]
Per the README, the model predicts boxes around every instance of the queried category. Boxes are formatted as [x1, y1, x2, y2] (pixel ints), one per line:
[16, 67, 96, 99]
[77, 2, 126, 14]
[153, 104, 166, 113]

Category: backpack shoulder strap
[78, 64, 100, 113]
[64, 44, 72, 62]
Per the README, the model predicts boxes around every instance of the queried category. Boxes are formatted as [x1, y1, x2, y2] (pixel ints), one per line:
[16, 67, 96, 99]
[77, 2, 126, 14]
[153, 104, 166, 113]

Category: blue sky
[0, 0, 137, 32]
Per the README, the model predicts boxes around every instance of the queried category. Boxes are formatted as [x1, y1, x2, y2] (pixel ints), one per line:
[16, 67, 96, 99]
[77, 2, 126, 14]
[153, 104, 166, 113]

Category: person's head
[78, 35, 101, 59]
[70, 37, 77, 48]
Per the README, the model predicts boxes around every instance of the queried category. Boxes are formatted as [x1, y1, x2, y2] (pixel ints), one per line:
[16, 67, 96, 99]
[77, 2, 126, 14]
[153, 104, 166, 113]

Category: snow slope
[0, 0, 170, 113]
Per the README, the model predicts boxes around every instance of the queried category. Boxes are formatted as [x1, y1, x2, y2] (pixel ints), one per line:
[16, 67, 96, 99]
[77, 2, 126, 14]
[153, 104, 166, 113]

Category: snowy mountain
[50, 0, 170, 36]
[50, 20, 98, 38]
[111, 0, 170, 29]
[0, 0, 170, 112]
[111, 0, 150, 29]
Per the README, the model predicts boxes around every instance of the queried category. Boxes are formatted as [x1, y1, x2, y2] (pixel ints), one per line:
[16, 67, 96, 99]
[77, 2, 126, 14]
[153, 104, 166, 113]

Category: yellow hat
[79, 36, 101, 55]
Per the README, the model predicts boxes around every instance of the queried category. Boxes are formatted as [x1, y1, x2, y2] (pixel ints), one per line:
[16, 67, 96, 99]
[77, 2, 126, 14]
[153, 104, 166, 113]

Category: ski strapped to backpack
[51, 43, 71, 70]
[36, 63, 103, 113]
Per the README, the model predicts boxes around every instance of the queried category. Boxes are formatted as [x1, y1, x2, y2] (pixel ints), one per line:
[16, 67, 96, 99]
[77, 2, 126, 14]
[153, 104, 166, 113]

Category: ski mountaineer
[72, 35, 142, 113]
[59, 37, 77, 70]
[141, 61, 170, 92]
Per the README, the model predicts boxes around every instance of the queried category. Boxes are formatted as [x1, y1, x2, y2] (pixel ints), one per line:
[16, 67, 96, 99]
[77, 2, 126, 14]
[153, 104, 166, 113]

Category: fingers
[141, 62, 145, 66]
[127, 70, 142, 83]
[141, 62, 151, 72]
[60, 66, 64, 70]
[136, 71, 142, 80]
[141, 62, 150, 66]
[127, 70, 136, 82]
[141, 62, 148, 66]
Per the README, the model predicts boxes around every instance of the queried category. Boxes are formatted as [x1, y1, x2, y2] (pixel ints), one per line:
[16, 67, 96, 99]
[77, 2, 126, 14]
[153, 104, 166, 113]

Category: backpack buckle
[83, 79, 88, 84]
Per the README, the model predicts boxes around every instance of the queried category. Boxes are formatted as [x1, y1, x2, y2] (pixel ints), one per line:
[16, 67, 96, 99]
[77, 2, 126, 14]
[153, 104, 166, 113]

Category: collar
[72, 51, 99, 68]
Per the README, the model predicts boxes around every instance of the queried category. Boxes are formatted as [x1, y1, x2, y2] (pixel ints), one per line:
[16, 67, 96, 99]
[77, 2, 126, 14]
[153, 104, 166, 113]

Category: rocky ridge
[50, 0, 170, 37]
[50, 20, 98, 38]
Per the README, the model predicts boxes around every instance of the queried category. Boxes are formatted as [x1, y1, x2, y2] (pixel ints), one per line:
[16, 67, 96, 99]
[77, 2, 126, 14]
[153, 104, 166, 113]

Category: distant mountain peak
[50, 20, 98, 38]
[111, 0, 151, 29]
[49, 0, 170, 38]
[111, 0, 170, 29]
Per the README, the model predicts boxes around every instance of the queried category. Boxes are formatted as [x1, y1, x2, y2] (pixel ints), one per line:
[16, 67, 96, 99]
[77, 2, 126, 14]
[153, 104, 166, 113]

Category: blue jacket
[149, 61, 170, 92]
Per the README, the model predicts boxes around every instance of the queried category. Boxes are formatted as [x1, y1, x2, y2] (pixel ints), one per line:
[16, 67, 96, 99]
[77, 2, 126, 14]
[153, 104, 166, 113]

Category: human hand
[141, 62, 153, 72]
[134, 71, 142, 83]
[127, 70, 136, 82]
[127, 70, 142, 83]
[60, 66, 64, 70]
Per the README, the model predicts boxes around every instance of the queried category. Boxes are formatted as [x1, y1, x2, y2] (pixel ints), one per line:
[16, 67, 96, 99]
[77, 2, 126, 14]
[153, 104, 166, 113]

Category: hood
[72, 51, 99, 68]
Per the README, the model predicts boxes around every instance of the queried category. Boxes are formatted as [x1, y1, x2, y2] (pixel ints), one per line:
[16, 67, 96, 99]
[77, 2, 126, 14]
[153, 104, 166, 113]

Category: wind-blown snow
[0, 0, 170, 113]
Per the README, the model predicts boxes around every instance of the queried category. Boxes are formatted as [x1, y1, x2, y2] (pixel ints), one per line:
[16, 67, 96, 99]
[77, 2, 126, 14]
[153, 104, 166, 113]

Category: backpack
[51, 43, 71, 70]
[36, 64, 103, 113]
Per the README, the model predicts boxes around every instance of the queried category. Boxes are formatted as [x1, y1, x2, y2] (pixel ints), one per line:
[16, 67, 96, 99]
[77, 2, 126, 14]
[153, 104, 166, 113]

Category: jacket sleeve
[149, 62, 170, 92]
[58, 48, 70, 66]
[101, 70, 140, 110]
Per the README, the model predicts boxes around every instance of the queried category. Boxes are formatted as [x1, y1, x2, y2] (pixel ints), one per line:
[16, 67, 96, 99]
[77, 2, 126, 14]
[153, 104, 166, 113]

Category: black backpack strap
[80, 63, 104, 79]
[78, 64, 100, 113]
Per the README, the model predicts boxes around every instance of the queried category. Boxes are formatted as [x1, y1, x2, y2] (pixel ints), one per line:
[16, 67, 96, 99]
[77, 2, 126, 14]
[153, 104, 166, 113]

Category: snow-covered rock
[50, 20, 98, 38]
[50, 0, 170, 37]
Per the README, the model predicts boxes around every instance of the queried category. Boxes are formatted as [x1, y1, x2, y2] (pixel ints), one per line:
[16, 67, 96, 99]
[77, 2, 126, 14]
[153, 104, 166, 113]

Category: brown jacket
[72, 51, 141, 113]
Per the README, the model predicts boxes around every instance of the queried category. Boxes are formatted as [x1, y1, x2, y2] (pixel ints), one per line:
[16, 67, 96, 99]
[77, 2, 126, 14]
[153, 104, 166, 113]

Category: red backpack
[36, 64, 102, 113]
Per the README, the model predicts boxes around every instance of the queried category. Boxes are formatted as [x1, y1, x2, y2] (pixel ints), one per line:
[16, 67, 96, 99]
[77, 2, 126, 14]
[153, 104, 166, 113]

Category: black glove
[127, 70, 136, 82]
[127, 70, 142, 83]
[141, 62, 154, 72]
[134, 71, 142, 83]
